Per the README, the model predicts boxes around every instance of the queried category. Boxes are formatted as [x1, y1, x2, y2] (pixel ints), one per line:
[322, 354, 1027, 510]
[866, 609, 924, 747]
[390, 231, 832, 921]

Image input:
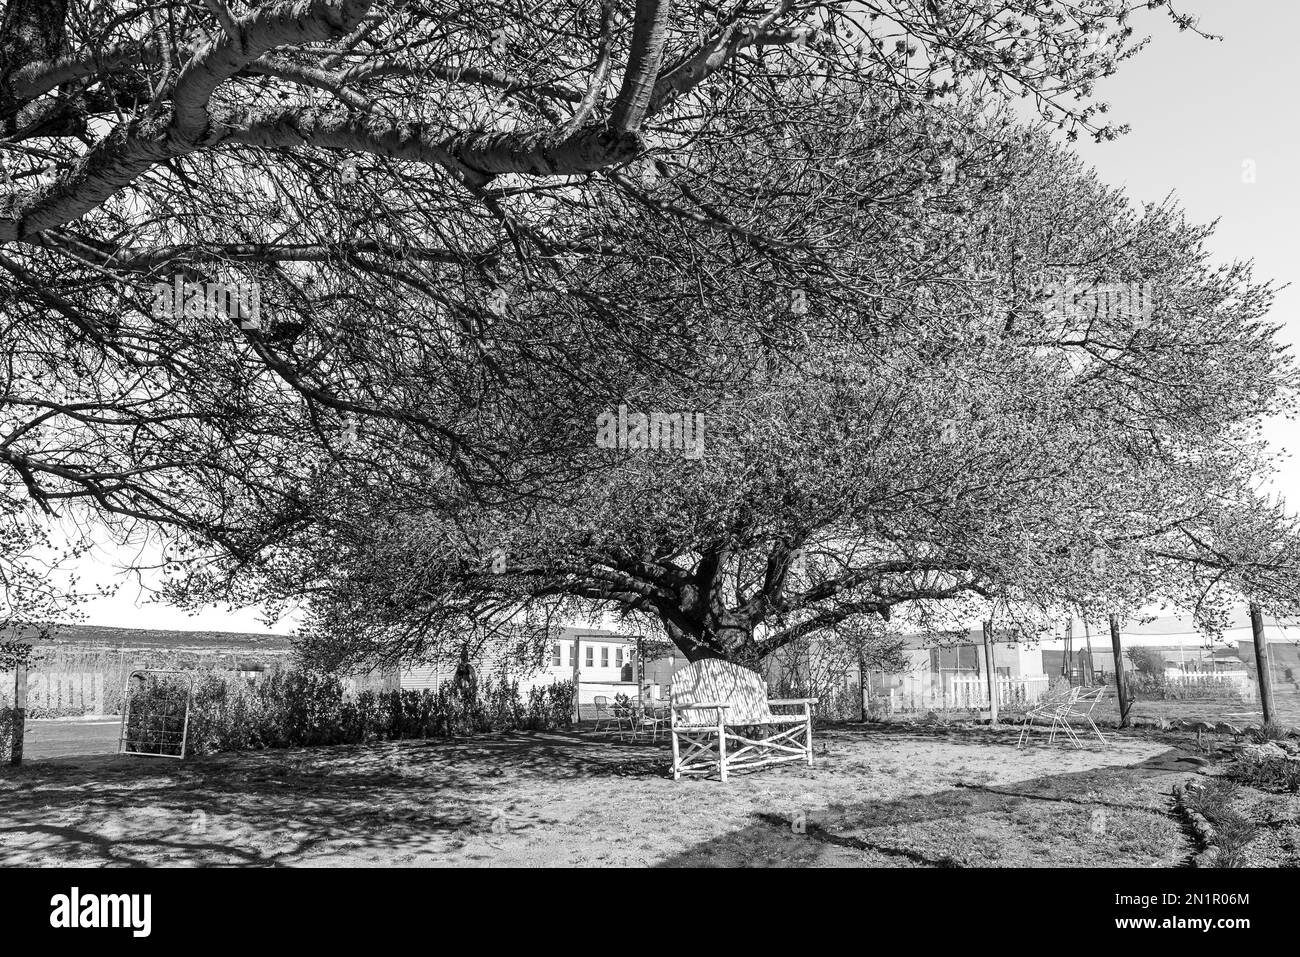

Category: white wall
[401, 635, 636, 692]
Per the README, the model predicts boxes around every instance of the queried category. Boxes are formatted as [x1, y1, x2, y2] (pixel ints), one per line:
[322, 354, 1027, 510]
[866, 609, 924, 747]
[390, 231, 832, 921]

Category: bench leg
[805, 712, 813, 766]
[671, 727, 681, 780]
[717, 723, 728, 783]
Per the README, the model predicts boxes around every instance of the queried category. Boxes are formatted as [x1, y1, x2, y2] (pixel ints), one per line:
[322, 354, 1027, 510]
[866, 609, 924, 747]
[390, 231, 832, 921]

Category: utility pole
[858, 647, 867, 721]
[1062, 617, 1074, 682]
[1250, 603, 1275, 726]
[9, 659, 27, 766]
[1081, 620, 1096, 685]
[571, 635, 581, 724]
[636, 636, 644, 703]
[982, 620, 998, 724]
[1109, 615, 1131, 728]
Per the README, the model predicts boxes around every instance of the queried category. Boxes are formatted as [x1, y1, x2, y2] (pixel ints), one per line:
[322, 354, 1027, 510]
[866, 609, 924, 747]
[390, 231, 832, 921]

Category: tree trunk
[662, 614, 758, 665]
[1110, 614, 1131, 728]
[449, 645, 478, 733]
[1250, 603, 1275, 726]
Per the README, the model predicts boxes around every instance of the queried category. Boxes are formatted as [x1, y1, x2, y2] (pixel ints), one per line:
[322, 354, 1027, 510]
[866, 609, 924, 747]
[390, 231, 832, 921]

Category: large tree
[0, 0, 1202, 524]
[3, 1, 1263, 667]
[183, 97, 1300, 671]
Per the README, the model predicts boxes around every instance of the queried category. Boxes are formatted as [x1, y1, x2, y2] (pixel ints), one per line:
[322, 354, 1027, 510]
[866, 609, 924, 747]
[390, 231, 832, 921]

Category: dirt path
[0, 724, 1194, 867]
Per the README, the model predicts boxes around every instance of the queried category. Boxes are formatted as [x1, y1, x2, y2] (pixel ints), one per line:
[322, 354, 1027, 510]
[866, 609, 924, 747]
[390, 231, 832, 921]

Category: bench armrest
[768, 698, 819, 706]
[672, 701, 731, 711]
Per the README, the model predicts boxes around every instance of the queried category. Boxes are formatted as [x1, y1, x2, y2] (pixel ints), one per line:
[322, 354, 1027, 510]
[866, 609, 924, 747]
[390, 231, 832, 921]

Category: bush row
[1123, 672, 1248, 701]
[123, 670, 575, 756]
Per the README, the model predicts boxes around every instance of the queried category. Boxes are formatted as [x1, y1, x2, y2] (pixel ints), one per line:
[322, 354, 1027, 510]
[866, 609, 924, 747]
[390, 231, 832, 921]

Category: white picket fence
[885, 674, 1050, 713]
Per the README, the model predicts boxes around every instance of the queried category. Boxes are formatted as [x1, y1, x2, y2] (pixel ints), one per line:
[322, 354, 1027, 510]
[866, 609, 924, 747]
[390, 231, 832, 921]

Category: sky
[62, 0, 1300, 635]
[1068, 0, 1300, 500]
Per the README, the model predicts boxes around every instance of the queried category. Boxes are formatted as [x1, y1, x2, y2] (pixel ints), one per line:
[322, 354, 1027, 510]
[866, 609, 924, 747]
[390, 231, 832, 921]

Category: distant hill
[20, 623, 293, 652]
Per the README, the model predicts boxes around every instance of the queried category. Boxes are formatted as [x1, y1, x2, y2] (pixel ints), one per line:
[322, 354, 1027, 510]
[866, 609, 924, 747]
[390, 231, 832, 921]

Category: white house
[398, 627, 644, 715]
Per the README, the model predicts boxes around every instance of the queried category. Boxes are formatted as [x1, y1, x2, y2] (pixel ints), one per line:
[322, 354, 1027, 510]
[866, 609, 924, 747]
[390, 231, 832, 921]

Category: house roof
[556, 627, 638, 645]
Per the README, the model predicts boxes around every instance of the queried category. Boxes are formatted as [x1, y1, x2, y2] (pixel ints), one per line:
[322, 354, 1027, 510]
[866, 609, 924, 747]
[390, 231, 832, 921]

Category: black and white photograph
[0, 0, 1294, 931]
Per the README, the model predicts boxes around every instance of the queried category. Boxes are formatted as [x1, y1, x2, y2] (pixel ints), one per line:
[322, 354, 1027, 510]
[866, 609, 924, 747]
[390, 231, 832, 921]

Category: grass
[876, 688, 1300, 732]
[1101, 690, 1300, 730]
[0, 723, 1199, 867]
[1184, 779, 1258, 867]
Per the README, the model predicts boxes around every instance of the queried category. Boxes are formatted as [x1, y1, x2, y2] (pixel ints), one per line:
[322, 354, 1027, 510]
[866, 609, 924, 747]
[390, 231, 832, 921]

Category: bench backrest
[671, 659, 772, 726]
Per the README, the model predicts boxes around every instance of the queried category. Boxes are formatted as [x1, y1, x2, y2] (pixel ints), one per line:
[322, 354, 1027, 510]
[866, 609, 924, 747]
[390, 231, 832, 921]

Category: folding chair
[625, 702, 664, 742]
[611, 700, 635, 741]
[1016, 685, 1084, 748]
[592, 696, 616, 735]
[1063, 686, 1109, 746]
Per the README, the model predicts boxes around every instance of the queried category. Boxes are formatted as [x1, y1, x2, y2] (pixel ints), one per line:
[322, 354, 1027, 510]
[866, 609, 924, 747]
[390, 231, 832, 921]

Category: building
[866, 627, 1050, 713]
[1038, 610, 1300, 695]
[397, 627, 644, 716]
[398, 609, 1300, 718]
[874, 610, 1300, 713]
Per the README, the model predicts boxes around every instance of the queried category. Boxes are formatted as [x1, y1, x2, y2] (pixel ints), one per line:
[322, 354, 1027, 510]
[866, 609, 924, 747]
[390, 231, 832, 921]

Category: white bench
[670, 659, 818, 782]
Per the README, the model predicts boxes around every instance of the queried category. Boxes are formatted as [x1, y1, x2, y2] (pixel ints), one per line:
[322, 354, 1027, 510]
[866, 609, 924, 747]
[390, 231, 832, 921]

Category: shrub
[544, 680, 576, 729]
[1122, 670, 1245, 702]
[1254, 720, 1289, 742]
[123, 670, 578, 756]
[1228, 757, 1300, 794]
[1228, 741, 1300, 793]
[1125, 646, 1165, 678]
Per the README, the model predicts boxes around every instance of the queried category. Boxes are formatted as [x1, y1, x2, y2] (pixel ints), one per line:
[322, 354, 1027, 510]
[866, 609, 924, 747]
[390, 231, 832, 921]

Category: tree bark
[9, 661, 27, 766]
[610, 0, 673, 131]
[0, 0, 70, 133]
[1250, 603, 1275, 726]
[1109, 614, 1131, 728]
[982, 620, 998, 724]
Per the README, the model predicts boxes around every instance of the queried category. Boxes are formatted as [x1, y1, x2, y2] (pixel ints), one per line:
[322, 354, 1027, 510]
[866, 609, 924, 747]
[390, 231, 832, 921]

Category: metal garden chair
[1016, 684, 1084, 748]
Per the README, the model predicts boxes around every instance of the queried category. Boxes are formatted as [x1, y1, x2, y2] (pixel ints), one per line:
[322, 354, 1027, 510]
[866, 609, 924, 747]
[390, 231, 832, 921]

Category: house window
[585, 646, 594, 667]
[616, 648, 624, 668]
[551, 643, 561, 667]
[601, 647, 609, 667]
[568, 643, 575, 666]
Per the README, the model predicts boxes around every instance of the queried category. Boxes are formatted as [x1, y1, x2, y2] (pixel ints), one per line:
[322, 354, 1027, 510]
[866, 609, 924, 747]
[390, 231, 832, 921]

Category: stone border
[1173, 781, 1219, 868]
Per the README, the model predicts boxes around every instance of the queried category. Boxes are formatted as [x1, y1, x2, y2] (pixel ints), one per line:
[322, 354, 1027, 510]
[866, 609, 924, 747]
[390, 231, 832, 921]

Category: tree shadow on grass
[653, 751, 1197, 868]
[0, 730, 673, 866]
[0, 728, 1197, 867]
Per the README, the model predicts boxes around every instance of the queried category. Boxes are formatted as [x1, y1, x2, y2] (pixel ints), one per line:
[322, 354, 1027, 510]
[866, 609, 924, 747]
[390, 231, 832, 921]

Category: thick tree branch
[610, 0, 673, 131]
[168, 0, 373, 144]
[646, 8, 815, 117]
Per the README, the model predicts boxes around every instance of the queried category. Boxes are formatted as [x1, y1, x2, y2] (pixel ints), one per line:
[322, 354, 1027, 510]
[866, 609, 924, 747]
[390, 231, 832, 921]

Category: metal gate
[119, 670, 194, 759]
